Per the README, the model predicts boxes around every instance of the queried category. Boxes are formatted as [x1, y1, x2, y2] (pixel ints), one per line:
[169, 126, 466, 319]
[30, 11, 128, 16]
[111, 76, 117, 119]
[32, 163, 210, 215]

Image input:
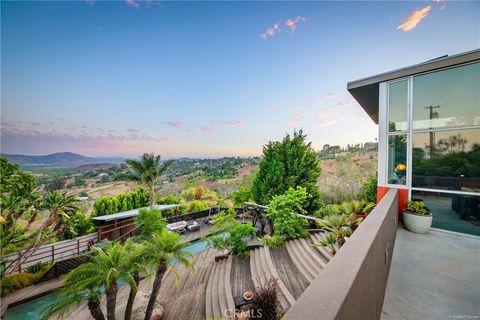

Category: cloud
[269, 104, 279, 110]
[285, 16, 307, 33]
[220, 120, 246, 127]
[290, 112, 301, 125]
[201, 123, 215, 133]
[166, 121, 183, 129]
[261, 22, 280, 39]
[86, 0, 95, 6]
[326, 92, 336, 99]
[126, 0, 140, 9]
[397, 6, 432, 32]
[127, 128, 140, 133]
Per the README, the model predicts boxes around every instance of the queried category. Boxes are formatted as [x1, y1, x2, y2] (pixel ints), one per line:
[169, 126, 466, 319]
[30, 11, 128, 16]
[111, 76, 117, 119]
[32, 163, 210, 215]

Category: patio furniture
[188, 221, 200, 232]
[167, 221, 188, 233]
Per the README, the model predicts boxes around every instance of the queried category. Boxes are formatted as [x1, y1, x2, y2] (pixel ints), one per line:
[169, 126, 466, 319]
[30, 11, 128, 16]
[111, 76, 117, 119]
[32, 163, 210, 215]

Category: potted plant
[403, 200, 432, 234]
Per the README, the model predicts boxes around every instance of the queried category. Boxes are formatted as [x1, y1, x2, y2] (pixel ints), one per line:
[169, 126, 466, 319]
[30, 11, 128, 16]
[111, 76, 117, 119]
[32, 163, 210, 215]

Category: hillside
[1, 152, 126, 166]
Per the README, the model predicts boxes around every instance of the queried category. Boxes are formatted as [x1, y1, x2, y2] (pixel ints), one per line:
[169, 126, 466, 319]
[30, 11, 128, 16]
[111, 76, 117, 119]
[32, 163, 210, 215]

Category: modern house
[348, 49, 480, 236]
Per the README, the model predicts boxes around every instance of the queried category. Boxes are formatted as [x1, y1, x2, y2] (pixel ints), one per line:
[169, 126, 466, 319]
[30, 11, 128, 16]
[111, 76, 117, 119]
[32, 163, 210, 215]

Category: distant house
[348, 49, 479, 236]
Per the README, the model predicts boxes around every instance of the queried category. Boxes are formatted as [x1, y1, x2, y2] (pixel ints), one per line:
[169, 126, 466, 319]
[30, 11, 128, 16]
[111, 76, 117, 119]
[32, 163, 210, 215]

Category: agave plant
[316, 232, 337, 256]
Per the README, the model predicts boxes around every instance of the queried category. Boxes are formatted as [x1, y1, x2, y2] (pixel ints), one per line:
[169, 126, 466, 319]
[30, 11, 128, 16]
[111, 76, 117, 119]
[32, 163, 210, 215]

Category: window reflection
[388, 80, 408, 132]
[413, 62, 480, 130]
[388, 135, 407, 185]
[412, 191, 480, 236]
[412, 129, 480, 192]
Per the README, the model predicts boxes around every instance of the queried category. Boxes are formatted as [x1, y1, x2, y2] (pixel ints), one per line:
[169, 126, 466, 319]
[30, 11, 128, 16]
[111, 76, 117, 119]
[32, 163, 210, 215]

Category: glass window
[412, 128, 480, 192]
[412, 190, 480, 236]
[388, 134, 407, 185]
[388, 80, 408, 132]
[413, 62, 480, 130]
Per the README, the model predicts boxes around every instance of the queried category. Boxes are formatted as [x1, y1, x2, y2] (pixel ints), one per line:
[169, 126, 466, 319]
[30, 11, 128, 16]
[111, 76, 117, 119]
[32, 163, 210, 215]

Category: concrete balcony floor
[381, 227, 480, 320]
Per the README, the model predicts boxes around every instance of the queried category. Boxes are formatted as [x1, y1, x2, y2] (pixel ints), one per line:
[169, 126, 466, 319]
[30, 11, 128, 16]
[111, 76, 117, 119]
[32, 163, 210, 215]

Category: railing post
[77, 239, 80, 255]
[18, 261, 21, 274]
[51, 245, 55, 262]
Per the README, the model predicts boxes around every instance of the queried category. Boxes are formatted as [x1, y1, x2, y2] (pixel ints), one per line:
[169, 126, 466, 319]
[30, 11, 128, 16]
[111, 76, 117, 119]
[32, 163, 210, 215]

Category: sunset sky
[1, 1, 479, 157]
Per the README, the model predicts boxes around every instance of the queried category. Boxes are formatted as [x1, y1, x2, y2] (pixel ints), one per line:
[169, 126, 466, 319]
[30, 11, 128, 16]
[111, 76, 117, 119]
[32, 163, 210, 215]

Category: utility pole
[425, 105, 440, 157]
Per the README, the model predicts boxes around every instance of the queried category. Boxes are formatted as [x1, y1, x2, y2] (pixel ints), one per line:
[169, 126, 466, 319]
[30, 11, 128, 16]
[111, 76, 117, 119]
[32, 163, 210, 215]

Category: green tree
[126, 154, 174, 206]
[358, 175, 377, 203]
[143, 230, 192, 320]
[252, 130, 321, 213]
[265, 186, 310, 241]
[135, 208, 167, 239]
[231, 187, 253, 207]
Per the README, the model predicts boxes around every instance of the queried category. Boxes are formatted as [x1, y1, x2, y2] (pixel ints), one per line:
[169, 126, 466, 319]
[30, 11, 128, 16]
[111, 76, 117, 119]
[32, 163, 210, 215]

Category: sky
[1, 0, 479, 158]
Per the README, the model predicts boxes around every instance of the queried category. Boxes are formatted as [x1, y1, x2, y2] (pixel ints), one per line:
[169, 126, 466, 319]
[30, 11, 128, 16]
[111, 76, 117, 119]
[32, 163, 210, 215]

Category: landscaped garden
[1, 130, 377, 320]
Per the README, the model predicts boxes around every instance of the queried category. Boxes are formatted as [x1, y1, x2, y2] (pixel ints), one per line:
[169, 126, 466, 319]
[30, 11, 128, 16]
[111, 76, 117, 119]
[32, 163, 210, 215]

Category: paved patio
[381, 227, 480, 320]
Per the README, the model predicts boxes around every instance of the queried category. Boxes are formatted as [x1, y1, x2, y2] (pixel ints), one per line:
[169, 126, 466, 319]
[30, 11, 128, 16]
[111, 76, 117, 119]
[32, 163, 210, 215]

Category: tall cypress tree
[252, 130, 322, 213]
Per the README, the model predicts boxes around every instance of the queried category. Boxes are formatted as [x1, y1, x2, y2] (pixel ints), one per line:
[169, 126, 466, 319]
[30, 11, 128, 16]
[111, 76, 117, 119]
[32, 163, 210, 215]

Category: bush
[24, 262, 51, 274]
[207, 209, 256, 256]
[135, 208, 167, 238]
[231, 187, 253, 207]
[187, 200, 208, 213]
[91, 188, 150, 217]
[261, 235, 285, 248]
[78, 190, 89, 198]
[181, 187, 196, 201]
[266, 187, 310, 240]
[247, 277, 281, 320]
[1, 269, 49, 296]
[358, 174, 377, 203]
[156, 194, 186, 216]
[64, 211, 96, 239]
[314, 204, 340, 218]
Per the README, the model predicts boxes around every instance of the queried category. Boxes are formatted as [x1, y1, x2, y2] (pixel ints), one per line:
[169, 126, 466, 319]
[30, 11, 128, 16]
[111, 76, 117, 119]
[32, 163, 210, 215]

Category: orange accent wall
[377, 186, 408, 221]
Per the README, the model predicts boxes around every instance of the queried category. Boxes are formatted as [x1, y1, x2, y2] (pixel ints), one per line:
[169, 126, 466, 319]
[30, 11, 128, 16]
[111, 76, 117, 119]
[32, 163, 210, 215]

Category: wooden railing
[4, 233, 97, 275]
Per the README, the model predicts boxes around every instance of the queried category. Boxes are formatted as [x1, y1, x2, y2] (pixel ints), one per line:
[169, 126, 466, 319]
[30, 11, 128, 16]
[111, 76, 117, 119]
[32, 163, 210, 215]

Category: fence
[4, 233, 97, 275]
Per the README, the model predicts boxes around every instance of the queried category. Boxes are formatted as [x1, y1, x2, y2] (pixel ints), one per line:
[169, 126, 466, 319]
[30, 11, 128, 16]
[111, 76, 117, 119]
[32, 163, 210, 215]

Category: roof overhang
[91, 204, 181, 222]
[347, 49, 480, 124]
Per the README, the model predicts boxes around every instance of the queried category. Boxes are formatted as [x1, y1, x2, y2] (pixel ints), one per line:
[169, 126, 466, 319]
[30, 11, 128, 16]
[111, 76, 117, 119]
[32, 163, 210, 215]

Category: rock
[151, 305, 164, 320]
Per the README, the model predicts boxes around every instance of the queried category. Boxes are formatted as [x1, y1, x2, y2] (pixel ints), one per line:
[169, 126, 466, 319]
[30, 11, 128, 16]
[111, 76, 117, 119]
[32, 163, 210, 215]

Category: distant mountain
[1, 152, 126, 166]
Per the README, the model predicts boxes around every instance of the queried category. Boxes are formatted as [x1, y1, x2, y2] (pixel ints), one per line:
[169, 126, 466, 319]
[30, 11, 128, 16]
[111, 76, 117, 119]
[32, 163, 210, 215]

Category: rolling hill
[1, 152, 125, 166]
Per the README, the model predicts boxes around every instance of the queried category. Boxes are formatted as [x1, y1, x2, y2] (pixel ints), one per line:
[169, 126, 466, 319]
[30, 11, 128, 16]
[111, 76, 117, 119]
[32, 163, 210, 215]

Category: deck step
[285, 241, 315, 283]
[311, 233, 335, 260]
[205, 255, 235, 320]
[250, 247, 295, 311]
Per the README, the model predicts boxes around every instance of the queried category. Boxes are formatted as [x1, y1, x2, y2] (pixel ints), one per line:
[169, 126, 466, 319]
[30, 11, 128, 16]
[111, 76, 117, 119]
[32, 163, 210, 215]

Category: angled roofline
[347, 49, 480, 124]
[348, 49, 480, 90]
[91, 204, 181, 222]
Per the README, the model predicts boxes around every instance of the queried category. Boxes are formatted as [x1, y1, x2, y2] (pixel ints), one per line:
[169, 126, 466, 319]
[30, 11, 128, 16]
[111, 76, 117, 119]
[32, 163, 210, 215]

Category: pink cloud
[166, 121, 183, 129]
[285, 16, 307, 33]
[261, 22, 280, 39]
[220, 120, 246, 127]
[397, 6, 432, 32]
[269, 104, 279, 110]
[201, 123, 215, 133]
[290, 112, 301, 125]
[127, 128, 140, 133]
[126, 0, 140, 9]
[326, 92, 336, 99]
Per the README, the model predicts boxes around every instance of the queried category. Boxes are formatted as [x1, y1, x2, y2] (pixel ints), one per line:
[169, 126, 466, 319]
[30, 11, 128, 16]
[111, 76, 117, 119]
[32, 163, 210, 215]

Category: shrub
[24, 262, 51, 274]
[187, 200, 208, 213]
[358, 174, 377, 203]
[0, 269, 49, 296]
[231, 187, 253, 207]
[181, 187, 196, 201]
[314, 204, 340, 218]
[156, 194, 186, 216]
[91, 188, 150, 217]
[64, 211, 96, 239]
[261, 235, 285, 248]
[78, 190, 89, 198]
[135, 208, 167, 238]
[247, 277, 281, 320]
[405, 200, 429, 215]
[266, 187, 310, 240]
[207, 208, 256, 256]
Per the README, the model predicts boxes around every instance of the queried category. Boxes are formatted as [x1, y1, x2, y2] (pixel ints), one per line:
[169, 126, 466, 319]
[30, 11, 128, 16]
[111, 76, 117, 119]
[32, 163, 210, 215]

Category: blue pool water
[4, 239, 210, 320]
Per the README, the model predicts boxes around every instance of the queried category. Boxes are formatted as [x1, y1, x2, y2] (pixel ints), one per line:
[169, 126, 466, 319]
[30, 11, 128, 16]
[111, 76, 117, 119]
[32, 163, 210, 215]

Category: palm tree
[8, 192, 79, 273]
[336, 200, 374, 216]
[315, 232, 337, 256]
[126, 153, 174, 206]
[41, 286, 104, 320]
[143, 230, 193, 320]
[123, 239, 151, 320]
[70, 241, 139, 320]
[317, 214, 348, 247]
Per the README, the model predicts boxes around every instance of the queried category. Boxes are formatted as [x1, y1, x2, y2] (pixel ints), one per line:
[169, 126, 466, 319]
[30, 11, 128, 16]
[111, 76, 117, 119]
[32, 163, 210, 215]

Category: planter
[402, 210, 432, 234]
